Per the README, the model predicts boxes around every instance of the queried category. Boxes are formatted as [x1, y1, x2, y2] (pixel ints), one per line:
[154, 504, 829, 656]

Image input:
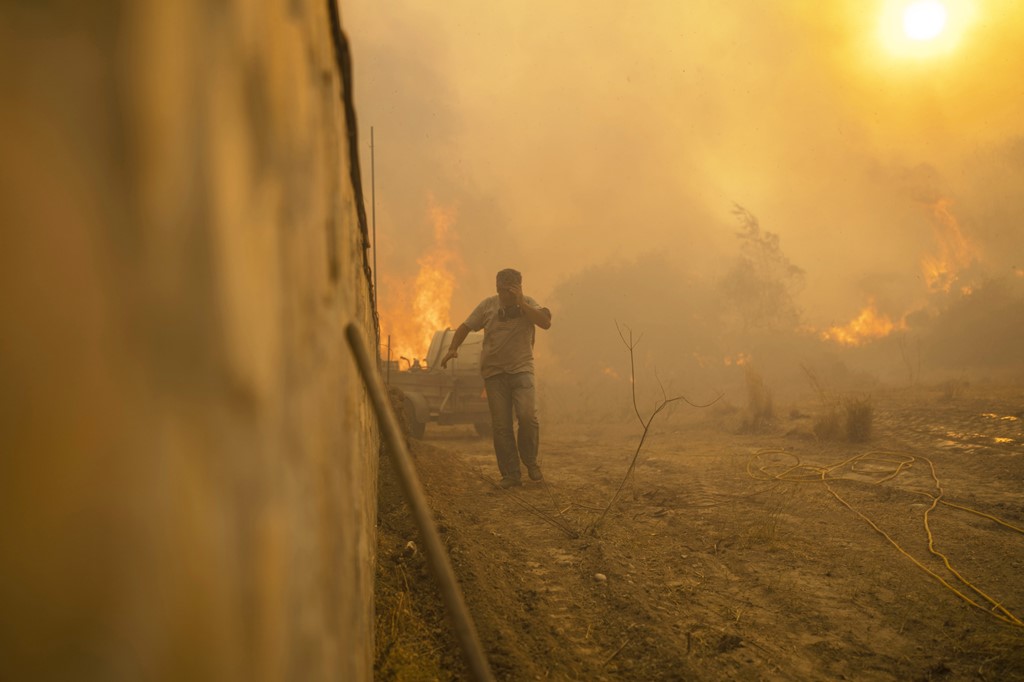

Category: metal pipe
[345, 322, 494, 682]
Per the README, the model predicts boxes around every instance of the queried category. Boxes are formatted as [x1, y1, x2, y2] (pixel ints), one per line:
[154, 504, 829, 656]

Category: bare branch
[615, 321, 644, 426]
[588, 326, 724, 534]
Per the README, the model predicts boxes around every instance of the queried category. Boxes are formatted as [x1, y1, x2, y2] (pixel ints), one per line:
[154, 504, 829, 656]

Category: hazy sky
[342, 1, 1024, 355]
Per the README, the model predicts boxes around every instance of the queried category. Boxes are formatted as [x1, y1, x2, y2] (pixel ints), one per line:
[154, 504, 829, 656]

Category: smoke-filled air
[344, 0, 1024, 419]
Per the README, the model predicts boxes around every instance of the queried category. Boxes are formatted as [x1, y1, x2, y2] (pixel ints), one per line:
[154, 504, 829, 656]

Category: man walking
[440, 268, 552, 488]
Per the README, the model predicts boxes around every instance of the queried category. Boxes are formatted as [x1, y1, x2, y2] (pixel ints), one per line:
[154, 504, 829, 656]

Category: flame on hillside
[821, 298, 902, 347]
[820, 201, 977, 348]
[379, 198, 461, 366]
[921, 198, 978, 293]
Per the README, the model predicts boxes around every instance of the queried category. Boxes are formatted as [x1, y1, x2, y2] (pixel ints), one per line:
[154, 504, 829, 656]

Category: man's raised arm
[510, 284, 551, 330]
[522, 303, 551, 330]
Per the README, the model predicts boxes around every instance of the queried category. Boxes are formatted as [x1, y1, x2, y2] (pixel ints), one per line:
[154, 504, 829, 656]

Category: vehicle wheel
[473, 421, 492, 438]
[403, 398, 426, 439]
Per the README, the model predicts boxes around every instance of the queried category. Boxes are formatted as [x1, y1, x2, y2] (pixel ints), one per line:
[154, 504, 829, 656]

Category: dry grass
[741, 489, 793, 546]
[802, 364, 874, 442]
[940, 377, 969, 400]
[813, 407, 843, 441]
[843, 396, 873, 442]
[375, 560, 453, 681]
[374, 447, 461, 681]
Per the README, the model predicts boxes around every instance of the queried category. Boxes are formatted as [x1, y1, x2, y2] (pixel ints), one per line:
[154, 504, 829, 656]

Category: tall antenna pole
[371, 126, 377, 299]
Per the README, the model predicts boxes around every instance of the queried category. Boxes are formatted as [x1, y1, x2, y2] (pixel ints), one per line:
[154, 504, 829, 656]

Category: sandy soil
[375, 384, 1024, 681]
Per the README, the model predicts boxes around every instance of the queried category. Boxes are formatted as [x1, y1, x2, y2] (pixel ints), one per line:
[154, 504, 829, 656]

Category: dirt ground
[374, 383, 1024, 681]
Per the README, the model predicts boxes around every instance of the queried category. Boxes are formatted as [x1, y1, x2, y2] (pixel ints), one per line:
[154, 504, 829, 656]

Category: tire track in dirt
[415, 437, 657, 680]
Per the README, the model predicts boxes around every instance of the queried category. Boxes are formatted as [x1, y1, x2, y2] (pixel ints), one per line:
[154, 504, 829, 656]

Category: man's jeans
[484, 372, 539, 480]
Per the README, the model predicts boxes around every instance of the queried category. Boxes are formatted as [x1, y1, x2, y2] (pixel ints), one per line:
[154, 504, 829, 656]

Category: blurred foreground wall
[0, 1, 378, 679]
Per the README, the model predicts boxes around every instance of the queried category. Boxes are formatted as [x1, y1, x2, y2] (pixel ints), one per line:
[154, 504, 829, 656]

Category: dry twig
[586, 323, 722, 534]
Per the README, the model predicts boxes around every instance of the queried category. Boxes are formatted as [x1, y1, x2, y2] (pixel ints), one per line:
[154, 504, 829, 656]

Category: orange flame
[921, 198, 977, 293]
[821, 298, 902, 346]
[379, 198, 461, 366]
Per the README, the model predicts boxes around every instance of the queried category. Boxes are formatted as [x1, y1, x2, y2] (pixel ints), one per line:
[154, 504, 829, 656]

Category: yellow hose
[747, 448, 1024, 629]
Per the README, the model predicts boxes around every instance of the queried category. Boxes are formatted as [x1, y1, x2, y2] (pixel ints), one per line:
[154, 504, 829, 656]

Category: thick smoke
[343, 0, 1024, 415]
[539, 207, 1024, 422]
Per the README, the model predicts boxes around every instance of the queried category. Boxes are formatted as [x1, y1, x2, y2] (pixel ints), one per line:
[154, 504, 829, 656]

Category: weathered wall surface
[0, 2, 378, 679]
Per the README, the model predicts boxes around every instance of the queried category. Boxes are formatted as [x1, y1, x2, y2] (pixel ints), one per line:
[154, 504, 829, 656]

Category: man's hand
[439, 347, 458, 368]
[506, 284, 526, 307]
[505, 284, 552, 330]
[440, 324, 471, 368]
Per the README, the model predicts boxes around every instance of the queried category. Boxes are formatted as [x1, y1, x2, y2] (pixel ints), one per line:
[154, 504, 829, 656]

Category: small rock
[594, 573, 607, 582]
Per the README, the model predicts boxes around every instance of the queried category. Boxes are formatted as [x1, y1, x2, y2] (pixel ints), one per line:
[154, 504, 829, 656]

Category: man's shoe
[526, 465, 543, 482]
[498, 476, 522, 489]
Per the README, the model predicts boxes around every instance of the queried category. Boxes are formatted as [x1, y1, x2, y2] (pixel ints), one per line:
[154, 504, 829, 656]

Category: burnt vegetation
[544, 205, 1024, 427]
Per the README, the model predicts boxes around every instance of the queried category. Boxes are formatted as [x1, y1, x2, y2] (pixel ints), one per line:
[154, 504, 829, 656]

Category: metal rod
[345, 322, 494, 682]
[370, 127, 377, 303]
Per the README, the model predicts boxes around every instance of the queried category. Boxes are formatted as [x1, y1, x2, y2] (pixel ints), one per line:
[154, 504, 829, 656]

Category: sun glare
[878, 0, 972, 59]
[903, 1, 947, 40]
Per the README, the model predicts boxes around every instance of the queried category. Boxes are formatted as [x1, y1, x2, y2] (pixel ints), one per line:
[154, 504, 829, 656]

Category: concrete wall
[0, 2, 378, 679]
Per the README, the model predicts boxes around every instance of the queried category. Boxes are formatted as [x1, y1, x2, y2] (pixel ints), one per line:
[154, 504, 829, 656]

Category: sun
[878, 0, 972, 59]
[903, 0, 948, 41]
